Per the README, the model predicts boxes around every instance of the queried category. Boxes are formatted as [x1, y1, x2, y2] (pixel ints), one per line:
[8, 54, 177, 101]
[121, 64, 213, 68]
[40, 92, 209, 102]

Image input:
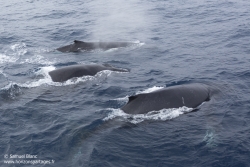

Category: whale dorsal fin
[128, 95, 138, 102]
[74, 40, 85, 43]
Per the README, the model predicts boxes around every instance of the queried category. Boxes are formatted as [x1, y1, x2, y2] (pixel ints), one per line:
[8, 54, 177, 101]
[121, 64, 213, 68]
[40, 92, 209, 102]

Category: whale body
[56, 40, 135, 52]
[121, 84, 210, 114]
[49, 64, 128, 82]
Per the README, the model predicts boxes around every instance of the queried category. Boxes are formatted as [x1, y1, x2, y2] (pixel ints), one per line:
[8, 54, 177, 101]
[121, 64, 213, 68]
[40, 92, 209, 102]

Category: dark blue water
[1, 0, 250, 166]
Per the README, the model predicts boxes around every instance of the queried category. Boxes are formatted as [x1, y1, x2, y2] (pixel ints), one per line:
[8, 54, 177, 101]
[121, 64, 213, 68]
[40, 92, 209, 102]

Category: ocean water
[1, 0, 250, 166]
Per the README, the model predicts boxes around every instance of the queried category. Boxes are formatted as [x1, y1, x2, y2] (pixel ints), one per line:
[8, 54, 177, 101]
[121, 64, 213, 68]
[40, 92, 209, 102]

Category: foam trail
[103, 107, 193, 124]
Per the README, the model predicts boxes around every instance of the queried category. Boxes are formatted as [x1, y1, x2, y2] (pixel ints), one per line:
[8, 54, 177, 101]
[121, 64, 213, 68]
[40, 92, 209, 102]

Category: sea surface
[1, 0, 250, 166]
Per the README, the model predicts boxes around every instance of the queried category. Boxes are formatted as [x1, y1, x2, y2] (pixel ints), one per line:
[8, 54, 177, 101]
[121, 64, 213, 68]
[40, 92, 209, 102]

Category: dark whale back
[49, 64, 128, 82]
[121, 84, 210, 114]
[57, 40, 134, 52]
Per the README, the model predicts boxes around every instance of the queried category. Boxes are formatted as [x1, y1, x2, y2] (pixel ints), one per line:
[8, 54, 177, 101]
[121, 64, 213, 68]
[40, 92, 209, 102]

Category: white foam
[0, 54, 18, 64]
[0, 43, 27, 64]
[10, 43, 27, 56]
[20, 55, 55, 65]
[112, 95, 129, 102]
[110, 86, 165, 108]
[1, 81, 16, 90]
[0, 66, 54, 90]
[0, 81, 21, 99]
[61, 70, 113, 86]
[34, 48, 52, 53]
[105, 48, 119, 52]
[10, 43, 26, 50]
[203, 129, 218, 147]
[103, 109, 127, 121]
[125, 41, 145, 50]
[2, 66, 54, 89]
[136, 86, 164, 94]
[103, 107, 193, 124]
[133, 40, 145, 46]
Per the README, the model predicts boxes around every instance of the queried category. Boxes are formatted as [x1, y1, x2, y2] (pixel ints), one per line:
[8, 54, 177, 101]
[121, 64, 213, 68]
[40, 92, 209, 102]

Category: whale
[49, 64, 129, 82]
[121, 83, 211, 114]
[56, 40, 135, 52]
